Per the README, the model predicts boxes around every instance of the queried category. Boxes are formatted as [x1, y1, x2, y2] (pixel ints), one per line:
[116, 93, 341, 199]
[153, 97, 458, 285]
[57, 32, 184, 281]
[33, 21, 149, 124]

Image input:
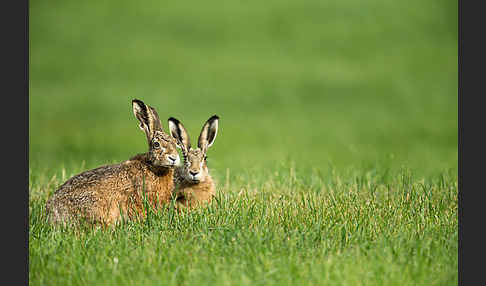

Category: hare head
[132, 99, 180, 167]
[168, 115, 219, 183]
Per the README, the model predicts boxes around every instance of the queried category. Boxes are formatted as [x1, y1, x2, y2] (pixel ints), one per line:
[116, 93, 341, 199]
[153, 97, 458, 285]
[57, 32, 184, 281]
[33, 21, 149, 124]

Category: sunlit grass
[29, 165, 457, 285]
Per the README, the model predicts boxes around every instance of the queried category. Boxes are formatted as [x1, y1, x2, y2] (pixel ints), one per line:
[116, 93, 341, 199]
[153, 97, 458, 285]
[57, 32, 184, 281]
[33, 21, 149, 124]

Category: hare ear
[198, 115, 219, 153]
[132, 99, 163, 142]
[168, 117, 191, 152]
[148, 106, 163, 132]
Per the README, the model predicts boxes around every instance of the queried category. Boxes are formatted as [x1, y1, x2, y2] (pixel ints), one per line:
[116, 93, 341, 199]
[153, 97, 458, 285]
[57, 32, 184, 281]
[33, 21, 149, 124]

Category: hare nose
[189, 170, 199, 176]
[168, 155, 177, 162]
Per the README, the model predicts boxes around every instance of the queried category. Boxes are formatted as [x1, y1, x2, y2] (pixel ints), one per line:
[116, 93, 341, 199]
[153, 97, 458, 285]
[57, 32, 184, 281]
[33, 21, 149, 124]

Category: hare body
[46, 154, 175, 225]
[46, 99, 180, 225]
[168, 116, 219, 210]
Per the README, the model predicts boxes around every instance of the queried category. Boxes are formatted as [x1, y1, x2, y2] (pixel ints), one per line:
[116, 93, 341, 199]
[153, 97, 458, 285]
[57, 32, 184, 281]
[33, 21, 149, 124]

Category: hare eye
[153, 141, 160, 148]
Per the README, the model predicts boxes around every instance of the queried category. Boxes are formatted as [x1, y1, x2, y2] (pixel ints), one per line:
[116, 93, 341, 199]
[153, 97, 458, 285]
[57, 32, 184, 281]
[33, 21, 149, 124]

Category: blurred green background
[29, 0, 457, 180]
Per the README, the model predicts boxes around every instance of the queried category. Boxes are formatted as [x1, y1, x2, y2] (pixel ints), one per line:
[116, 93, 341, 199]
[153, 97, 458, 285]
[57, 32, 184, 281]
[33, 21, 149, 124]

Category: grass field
[29, 0, 457, 284]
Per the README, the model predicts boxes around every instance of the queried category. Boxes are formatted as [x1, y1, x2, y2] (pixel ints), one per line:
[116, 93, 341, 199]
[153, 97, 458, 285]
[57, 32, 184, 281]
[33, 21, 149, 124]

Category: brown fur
[46, 99, 180, 226]
[173, 157, 216, 210]
[46, 154, 175, 225]
[168, 115, 219, 211]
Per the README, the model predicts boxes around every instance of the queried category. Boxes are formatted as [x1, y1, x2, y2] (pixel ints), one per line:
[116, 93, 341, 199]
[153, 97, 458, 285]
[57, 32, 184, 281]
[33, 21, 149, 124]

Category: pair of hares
[46, 99, 219, 226]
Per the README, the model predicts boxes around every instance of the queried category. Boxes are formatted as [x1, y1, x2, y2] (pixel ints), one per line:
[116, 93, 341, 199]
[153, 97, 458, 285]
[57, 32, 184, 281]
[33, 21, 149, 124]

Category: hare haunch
[46, 99, 180, 225]
[168, 115, 219, 210]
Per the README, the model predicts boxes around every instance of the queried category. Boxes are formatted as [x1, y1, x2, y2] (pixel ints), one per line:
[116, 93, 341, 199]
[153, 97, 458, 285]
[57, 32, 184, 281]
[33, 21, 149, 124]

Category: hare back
[46, 155, 175, 225]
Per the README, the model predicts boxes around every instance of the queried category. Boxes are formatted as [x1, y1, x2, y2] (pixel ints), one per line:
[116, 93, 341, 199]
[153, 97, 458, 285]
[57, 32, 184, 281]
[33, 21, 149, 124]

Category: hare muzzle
[167, 154, 180, 166]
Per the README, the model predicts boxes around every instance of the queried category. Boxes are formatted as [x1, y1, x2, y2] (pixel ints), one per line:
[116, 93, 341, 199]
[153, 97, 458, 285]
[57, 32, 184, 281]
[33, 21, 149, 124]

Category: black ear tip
[210, 115, 220, 121]
[168, 117, 180, 124]
[132, 99, 144, 105]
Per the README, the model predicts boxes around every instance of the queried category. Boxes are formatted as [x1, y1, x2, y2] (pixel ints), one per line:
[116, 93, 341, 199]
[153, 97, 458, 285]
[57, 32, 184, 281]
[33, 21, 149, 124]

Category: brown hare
[46, 99, 181, 226]
[168, 115, 219, 211]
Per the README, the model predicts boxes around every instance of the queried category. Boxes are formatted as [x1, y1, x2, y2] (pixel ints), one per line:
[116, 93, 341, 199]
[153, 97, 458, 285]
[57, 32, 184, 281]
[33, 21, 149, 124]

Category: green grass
[30, 167, 457, 285]
[29, 0, 457, 284]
